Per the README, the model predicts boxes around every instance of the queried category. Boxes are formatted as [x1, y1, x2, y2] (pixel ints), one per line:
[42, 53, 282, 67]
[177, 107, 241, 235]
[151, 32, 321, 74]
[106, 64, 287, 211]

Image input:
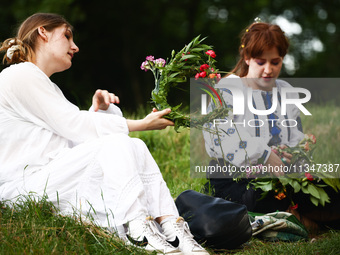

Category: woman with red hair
[203, 21, 340, 231]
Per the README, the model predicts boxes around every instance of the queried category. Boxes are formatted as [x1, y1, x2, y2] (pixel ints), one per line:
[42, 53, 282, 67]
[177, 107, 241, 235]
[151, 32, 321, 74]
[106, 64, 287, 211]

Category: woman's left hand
[126, 108, 174, 132]
[92, 89, 120, 111]
[142, 108, 174, 130]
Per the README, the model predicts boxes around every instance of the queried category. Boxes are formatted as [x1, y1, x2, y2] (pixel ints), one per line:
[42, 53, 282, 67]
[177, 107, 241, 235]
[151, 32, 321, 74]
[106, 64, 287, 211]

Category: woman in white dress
[0, 13, 208, 255]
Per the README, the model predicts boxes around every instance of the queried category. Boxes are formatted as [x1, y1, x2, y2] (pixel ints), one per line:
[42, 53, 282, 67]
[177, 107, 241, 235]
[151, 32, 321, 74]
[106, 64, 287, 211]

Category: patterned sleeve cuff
[257, 148, 271, 165]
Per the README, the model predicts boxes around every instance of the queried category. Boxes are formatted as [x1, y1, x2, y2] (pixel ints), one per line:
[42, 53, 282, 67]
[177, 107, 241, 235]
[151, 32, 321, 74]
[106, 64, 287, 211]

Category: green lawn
[0, 104, 339, 254]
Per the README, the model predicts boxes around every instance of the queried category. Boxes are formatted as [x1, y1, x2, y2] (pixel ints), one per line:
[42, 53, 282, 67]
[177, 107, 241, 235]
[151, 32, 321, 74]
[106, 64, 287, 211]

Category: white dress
[0, 62, 178, 232]
[203, 75, 305, 167]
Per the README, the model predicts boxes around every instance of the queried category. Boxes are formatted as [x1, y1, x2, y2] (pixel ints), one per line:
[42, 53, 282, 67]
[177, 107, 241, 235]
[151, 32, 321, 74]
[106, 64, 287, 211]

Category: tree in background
[0, 0, 339, 111]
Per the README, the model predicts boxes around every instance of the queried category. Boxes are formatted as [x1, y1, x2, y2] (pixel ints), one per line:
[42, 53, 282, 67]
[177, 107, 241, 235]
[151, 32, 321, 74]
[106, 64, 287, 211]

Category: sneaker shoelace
[146, 218, 176, 248]
[175, 218, 203, 249]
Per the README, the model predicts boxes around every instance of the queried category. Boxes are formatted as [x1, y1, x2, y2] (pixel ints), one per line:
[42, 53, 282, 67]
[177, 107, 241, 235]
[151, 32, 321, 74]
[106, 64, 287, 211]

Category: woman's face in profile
[44, 25, 79, 73]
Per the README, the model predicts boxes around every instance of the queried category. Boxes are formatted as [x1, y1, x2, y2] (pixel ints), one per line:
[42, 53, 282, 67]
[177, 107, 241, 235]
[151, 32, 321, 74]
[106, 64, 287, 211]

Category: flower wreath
[141, 36, 229, 131]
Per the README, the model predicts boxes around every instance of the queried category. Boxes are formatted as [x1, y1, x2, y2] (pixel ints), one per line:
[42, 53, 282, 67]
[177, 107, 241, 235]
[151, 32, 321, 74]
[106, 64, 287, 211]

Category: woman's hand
[265, 145, 293, 177]
[265, 152, 285, 177]
[126, 108, 174, 132]
[278, 144, 292, 165]
[143, 108, 174, 130]
[92, 89, 120, 111]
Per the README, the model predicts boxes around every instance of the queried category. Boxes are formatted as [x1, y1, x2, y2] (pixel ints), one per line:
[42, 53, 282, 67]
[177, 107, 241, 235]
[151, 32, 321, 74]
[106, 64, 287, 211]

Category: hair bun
[7, 40, 21, 60]
[1, 38, 26, 64]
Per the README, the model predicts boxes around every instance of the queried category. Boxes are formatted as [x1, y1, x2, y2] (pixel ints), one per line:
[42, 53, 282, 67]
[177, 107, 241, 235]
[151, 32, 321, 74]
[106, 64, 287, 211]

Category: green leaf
[189, 47, 211, 52]
[279, 178, 289, 186]
[307, 184, 320, 199]
[316, 186, 330, 206]
[323, 178, 340, 192]
[185, 41, 193, 53]
[310, 195, 319, 206]
[301, 185, 308, 194]
[253, 182, 273, 192]
[291, 180, 301, 193]
[168, 72, 181, 78]
[181, 54, 199, 60]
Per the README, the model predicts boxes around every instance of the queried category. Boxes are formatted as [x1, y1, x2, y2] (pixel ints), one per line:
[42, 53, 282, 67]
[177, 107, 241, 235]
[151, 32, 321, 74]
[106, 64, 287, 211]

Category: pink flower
[140, 60, 150, 71]
[155, 58, 166, 67]
[200, 64, 210, 71]
[195, 73, 200, 80]
[216, 73, 221, 81]
[146, 55, 154, 61]
[305, 172, 313, 181]
[205, 50, 216, 58]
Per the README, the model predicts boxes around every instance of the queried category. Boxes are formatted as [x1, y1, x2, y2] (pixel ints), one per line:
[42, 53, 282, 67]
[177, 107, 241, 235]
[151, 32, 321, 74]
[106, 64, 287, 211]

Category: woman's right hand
[92, 89, 120, 112]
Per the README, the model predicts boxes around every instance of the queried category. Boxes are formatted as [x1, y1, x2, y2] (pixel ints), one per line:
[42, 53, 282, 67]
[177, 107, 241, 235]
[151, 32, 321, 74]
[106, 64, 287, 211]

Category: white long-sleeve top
[0, 62, 129, 183]
[203, 75, 305, 167]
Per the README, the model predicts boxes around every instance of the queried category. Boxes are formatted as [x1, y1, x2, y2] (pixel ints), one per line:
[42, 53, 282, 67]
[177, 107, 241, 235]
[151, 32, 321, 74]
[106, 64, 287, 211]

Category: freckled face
[245, 47, 283, 91]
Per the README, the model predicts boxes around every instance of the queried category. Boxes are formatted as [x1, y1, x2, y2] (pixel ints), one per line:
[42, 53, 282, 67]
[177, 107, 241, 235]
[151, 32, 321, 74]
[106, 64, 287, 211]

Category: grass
[0, 195, 148, 255]
[0, 104, 339, 254]
[301, 103, 340, 167]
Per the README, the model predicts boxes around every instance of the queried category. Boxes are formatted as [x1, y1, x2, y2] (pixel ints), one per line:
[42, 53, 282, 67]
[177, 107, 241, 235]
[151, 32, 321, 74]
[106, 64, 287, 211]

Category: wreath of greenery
[141, 36, 229, 131]
[248, 134, 340, 207]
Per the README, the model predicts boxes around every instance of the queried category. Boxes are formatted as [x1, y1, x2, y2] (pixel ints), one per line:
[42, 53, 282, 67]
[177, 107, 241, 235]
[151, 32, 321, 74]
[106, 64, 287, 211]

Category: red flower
[199, 71, 207, 78]
[200, 64, 210, 71]
[305, 172, 313, 181]
[206, 50, 216, 58]
[304, 142, 310, 151]
[290, 203, 298, 210]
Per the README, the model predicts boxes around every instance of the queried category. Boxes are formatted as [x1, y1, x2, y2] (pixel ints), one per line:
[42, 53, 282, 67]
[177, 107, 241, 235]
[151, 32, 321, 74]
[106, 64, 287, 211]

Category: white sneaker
[161, 217, 210, 255]
[126, 216, 183, 254]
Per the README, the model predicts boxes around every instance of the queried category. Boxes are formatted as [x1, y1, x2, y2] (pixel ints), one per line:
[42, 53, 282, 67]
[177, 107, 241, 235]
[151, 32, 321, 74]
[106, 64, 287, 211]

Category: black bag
[175, 190, 252, 249]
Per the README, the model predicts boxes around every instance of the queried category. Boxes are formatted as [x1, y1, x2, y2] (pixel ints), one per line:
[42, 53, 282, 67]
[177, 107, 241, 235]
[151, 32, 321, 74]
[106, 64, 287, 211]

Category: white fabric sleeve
[3, 64, 129, 144]
[89, 103, 124, 117]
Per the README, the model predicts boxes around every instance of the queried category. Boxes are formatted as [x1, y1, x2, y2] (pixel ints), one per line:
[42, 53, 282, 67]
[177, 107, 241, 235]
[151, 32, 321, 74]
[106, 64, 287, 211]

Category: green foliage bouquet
[141, 36, 229, 131]
[249, 134, 340, 207]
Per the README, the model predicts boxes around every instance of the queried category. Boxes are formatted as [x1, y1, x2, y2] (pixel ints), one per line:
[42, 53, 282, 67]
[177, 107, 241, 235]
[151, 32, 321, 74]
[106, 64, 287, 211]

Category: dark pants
[204, 159, 340, 228]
